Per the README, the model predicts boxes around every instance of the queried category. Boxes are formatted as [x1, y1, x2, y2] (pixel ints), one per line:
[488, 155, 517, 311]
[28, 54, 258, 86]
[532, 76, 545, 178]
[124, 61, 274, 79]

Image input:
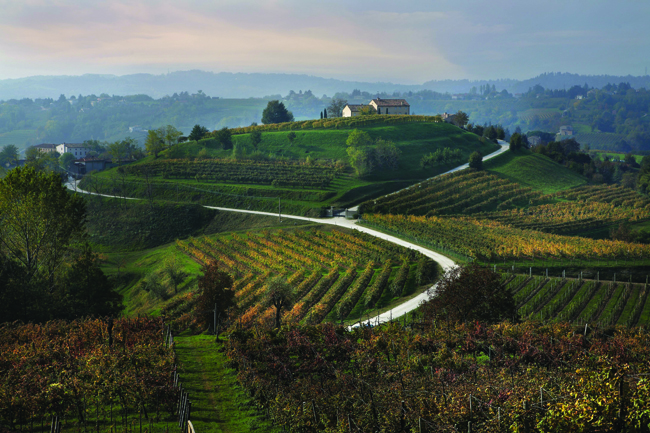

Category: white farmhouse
[369, 98, 410, 115]
[342, 99, 410, 117]
[56, 143, 90, 158]
[341, 104, 369, 117]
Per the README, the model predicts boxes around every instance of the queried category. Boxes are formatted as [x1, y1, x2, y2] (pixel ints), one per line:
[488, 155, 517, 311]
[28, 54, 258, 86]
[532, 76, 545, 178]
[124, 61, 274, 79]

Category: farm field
[361, 169, 546, 216]
[0, 317, 179, 433]
[82, 118, 499, 215]
[503, 272, 650, 327]
[171, 227, 437, 328]
[362, 212, 650, 264]
[226, 320, 650, 432]
[574, 132, 627, 150]
[483, 150, 587, 194]
[0, 129, 37, 150]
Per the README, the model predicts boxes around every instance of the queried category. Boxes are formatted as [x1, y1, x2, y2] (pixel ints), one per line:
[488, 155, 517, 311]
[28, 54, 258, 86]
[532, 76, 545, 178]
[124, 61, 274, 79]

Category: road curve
[66, 141, 508, 327]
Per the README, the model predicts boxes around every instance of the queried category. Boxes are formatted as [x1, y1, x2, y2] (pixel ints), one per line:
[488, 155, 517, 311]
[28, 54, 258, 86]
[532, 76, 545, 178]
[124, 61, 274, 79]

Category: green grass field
[174, 335, 279, 433]
[484, 150, 587, 194]
[574, 132, 627, 150]
[0, 129, 37, 150]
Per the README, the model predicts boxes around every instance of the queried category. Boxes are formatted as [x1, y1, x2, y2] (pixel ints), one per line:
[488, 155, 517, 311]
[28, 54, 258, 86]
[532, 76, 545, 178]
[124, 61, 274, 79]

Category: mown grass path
[174, 335, 277, 433]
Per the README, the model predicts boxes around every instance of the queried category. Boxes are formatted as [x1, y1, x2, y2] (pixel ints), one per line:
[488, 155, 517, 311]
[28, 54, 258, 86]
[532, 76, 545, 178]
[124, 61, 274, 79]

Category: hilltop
[80, 117, 499, 215]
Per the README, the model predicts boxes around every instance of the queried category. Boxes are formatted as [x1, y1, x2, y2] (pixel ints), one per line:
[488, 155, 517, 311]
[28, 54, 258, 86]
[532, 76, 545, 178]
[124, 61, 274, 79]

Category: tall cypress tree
[324, 108, 328, 119]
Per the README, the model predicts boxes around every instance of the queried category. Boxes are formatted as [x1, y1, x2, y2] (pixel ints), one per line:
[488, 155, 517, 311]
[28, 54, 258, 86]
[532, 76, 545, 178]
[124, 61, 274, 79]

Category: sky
[0, 0, 648, 83]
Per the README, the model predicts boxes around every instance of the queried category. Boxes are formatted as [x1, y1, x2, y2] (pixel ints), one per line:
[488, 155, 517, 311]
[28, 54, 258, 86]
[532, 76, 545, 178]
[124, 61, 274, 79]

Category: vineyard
[517, 108, 559, 123]
[362, 213, 650, 262]
[123, 158, 343, 189]
[0, 317, 177, 433]
[502, 272, 650, 327]
[361, 170, 546, 216]
[173, 228, 436, 328]
[481, 200, 650, 234]
[225, 321, 650, 432]
[554, 184, 650, 208]
[227, 114, 444, 134]
[574, 132, 627, 150]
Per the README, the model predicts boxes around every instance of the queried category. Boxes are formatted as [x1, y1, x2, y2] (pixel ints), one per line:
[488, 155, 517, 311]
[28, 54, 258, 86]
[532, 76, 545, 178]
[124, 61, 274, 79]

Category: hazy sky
[0, 0, 648, 83]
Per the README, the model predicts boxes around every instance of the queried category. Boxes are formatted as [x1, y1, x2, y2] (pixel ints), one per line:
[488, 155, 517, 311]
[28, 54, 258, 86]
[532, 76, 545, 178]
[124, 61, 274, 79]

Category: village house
[369, 98, 410, 115]
[528, 136, 543, 146]
[341, 104, 369, 117]
[441, 112, 457, 124]
[342, 99, 410, 117]
[56, 143, 90, 158]
[558, 125, 574, 136]
[32, 143, 58, 154]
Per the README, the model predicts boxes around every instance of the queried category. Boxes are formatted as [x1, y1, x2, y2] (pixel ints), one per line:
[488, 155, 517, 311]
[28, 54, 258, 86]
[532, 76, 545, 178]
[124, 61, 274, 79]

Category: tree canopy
[421, 264, 518, 324]
[469, 151, 483, 170]
[264, 276, 295, 328]
[261, 100, 294, 124]
[195, 261, 235, 333]
[0, 167, 122, 322]
[188, 124, 209, 142]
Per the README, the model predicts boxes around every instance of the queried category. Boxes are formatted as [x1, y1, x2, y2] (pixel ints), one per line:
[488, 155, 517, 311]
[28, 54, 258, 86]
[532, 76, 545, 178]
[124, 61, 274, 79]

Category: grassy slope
[0, 129, 37, 150]
[86, 196, 291, 252]
[91, 197, 311, 316]
[484, 150, 587, 194]
[174, 335, 278, 433]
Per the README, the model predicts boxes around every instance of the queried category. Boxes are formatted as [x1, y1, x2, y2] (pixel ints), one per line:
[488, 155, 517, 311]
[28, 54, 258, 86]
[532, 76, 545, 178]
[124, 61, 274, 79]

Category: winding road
[67, 141, 509, 327]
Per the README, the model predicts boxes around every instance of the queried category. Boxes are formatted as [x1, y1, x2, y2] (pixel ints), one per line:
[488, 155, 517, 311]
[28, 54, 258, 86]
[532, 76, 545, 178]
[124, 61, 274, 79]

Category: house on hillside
[342, 104, 370, 117]
[32, 143, 58, 154]
[369, 98, 410, 115]
[441, 112, 457, 124]
[558, 125, 574, 136]
[342, 99, 410, 117]
[528, 136, 543, 146]
[56, 143, 90, 158]
[69, 157, 117, 177]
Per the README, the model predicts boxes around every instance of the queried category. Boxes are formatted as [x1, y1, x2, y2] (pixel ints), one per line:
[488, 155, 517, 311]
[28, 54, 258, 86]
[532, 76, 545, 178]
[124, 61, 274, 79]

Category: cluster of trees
[0, 167, 122, 322]
[532, 138, 643, 187]
[144, 125, 183, 157]
[467, 122, 507, 141]
[508, 132, 529, 151]
[345, 129, 400, 176]
[419, 147, 464, 169]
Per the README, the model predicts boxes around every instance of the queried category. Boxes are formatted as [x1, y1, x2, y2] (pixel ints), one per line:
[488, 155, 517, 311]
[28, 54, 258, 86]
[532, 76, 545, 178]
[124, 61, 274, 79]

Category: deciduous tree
[261, 100, 294, 124]
[195, 262, 235, 332]
[249, 130, 262, 149]
[0, 145, 18, 167]
[264, 276, 295, 328]
[453, 110, 469, 128]
[327, 98, 347, 117]
[421, 263, 518, 324]
[469, 151, 483, 170]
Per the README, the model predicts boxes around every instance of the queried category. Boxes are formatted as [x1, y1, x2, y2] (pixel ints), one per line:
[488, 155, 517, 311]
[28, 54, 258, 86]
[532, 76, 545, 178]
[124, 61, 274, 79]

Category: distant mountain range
[1, 70, 649, 100]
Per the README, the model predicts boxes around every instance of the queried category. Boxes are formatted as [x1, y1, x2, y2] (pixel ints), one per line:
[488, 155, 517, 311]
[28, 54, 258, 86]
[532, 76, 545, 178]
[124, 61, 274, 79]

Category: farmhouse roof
[345, 104, 368, 112]
[61, 143, 87, 148]
[33, 143, 56, 149]
[370, 98, 410, 107]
